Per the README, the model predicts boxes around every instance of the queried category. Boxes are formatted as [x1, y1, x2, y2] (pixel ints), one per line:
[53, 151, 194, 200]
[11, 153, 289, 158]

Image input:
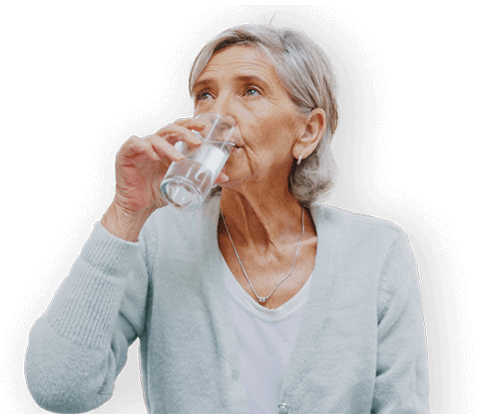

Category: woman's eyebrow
[234, 74, 271, 89]
[193, 74, 271, 91]
[193, 77, 217, 90]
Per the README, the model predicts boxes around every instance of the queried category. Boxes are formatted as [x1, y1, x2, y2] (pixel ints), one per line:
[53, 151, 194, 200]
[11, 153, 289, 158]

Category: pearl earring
[297, 155, 302, 166]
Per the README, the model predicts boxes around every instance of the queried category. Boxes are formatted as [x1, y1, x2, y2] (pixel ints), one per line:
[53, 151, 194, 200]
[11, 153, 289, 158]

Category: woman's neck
[219, 184, 304, 252]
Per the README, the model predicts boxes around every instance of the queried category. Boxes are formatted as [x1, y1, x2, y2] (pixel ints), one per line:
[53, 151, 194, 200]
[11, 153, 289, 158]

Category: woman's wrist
[101, 201, 155, 242]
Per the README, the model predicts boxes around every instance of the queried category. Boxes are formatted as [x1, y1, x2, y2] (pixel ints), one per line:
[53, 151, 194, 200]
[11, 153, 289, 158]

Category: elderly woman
[25, 24, 429, 413]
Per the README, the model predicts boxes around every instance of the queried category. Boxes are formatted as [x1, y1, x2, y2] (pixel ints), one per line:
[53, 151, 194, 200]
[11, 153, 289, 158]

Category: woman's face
[192, 45, 306, 188]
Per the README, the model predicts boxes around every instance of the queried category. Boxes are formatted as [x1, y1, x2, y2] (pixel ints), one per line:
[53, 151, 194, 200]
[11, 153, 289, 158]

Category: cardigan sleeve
[371, 231, 429, 413]
[25, 220, 154, 413]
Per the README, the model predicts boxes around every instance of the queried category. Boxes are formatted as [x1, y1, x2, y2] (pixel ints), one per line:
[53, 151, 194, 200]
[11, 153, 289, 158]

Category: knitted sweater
[25, 196, 429, 413]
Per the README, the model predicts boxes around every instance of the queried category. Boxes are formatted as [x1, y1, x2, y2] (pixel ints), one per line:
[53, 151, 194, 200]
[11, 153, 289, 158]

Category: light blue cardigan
[25, 197, 429, 413]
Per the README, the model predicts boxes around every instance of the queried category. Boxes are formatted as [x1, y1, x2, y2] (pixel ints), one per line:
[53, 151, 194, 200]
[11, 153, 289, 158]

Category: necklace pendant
[221, 207, 304, 307]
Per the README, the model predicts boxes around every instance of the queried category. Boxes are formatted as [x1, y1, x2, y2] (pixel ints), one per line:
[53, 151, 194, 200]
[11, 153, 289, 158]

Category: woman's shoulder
[312, 203, 406, 245]
[312, 204, 417, 285]
[314, 203, 403, 229]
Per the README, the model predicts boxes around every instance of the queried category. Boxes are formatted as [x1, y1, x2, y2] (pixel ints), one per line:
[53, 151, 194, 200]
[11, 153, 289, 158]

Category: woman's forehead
[196, 46, 279, 85]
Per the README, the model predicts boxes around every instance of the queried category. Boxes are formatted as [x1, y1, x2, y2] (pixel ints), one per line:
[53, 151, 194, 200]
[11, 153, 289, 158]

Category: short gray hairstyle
[189, 24, 339, 207]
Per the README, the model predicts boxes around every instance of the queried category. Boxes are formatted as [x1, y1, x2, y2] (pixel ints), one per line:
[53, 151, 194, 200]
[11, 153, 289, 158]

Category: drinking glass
[160, 113, 235, 211]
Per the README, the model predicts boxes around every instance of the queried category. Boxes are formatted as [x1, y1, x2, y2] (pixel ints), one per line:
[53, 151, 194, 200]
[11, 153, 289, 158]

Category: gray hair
[190, 24, 339, 207]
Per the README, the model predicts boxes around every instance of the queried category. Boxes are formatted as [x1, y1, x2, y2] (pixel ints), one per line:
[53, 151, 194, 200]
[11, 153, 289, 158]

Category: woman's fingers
[117, 118, 206, 169]
[118, 136, 158, 165]
[118, 135, 185, 166]
[177, 118, 205, 128]
[155, 119, 204, 147]
[145, 134, 186, 162]
[117, 116, 218, 170]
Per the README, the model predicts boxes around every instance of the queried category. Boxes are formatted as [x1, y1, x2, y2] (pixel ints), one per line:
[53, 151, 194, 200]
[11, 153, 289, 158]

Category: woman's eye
[197, 92, 212, 101]
[245, 88, 260, 97]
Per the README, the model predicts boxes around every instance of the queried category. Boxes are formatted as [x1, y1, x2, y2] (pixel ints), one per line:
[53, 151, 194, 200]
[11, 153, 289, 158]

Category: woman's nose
[219, 113, 236, 128]
[209, 93, 236, 125]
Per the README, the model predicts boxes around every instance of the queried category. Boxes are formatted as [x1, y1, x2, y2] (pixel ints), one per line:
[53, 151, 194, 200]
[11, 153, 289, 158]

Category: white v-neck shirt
[220, 253, 312, 414]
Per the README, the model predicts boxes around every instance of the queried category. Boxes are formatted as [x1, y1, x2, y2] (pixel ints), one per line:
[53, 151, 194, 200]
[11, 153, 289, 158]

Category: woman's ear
[293, 108, 326, 161]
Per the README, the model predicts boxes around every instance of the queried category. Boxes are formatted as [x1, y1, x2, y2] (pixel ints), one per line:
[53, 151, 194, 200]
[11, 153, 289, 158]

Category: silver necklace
[220, 206, 305, 303]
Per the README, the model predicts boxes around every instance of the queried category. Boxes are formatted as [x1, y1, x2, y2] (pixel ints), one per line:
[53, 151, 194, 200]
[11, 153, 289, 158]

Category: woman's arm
[25, 221, 154, 413]
[372, 231, 429, 413]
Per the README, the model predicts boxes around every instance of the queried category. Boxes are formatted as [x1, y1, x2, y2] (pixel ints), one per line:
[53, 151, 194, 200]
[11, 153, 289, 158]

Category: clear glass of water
[160, 113, 235, 211]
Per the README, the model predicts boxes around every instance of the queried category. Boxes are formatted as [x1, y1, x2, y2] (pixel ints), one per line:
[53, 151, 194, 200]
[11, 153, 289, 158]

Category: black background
[20, 3, 459, 414]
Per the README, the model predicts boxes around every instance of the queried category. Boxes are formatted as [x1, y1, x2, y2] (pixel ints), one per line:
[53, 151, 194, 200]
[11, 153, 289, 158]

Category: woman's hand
[114, 118, 204, 213]
[101, 118, 227, 241]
